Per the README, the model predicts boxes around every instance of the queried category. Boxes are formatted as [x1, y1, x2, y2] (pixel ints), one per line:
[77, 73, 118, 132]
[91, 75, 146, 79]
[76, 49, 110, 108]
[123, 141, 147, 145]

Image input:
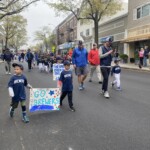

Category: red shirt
[88, 49, 100, 65]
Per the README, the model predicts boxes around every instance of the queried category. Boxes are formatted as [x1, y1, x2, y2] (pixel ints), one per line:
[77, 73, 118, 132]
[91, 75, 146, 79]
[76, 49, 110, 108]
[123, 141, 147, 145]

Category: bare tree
[0, 0, 40, 20]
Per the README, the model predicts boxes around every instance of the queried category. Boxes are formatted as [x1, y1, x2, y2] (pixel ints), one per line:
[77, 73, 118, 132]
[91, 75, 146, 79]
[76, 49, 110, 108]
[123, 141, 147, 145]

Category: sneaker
[8, 72, 11, 75]
[116, 87, 122, 91]
[101, 90, 105, 95]
[9, 107, 14, 118]
[89, 79, 92, 82]
[79, 85, 83, 90]
[22, 115, 29, 123]
[81, 82, 85, 89]
[99, 81, 102, 84]
[5, 72, 8, 74]
[70, 107, 76, 112]
[111, 82, 114, 87]
[104, 91, 110, 99]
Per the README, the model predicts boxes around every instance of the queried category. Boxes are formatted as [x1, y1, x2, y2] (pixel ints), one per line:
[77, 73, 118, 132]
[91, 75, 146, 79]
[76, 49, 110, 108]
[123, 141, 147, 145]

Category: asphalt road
[0, 62, 150, 150]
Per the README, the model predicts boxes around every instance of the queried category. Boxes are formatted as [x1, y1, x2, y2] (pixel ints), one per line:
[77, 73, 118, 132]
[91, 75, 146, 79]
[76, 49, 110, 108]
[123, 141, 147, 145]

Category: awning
[121, 34, 150, 43]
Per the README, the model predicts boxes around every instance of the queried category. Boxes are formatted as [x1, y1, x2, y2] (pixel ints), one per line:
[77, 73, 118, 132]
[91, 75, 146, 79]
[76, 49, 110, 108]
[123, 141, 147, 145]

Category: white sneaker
[8, 72, 11, 75]
[5, 72, 8, 74]
[104, 91, 110, 99]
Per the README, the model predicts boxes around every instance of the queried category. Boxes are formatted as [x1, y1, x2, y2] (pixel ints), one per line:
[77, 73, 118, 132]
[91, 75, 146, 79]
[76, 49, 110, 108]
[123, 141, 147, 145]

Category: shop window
[136, 3, 150, 19]
[137, 8, 141, 19]
[142, 4, 150, 17]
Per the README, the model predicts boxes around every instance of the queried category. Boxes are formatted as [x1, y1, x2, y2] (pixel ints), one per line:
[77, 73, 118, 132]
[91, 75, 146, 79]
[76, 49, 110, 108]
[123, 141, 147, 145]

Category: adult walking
[143, 46, 149, 67]
[138, 48, 144, 68]
[3, 48, 13, 74]
[72, 41, 88, 90]
[99, 37, 113, 98]
[26, 49, 34, 72]
[88, 43, 102, 84]
[21, 51, 25, 62]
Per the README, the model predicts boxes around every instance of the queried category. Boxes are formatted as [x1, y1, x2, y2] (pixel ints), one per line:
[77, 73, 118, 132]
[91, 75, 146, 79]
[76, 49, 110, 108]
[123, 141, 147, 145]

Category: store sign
[128, 25, 150, 38]
[99, 36, 114, 43]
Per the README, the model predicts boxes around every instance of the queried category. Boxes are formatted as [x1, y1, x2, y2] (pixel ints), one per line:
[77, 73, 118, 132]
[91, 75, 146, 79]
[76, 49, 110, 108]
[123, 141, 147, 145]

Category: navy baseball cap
[12, 63, 24, 70]
[56, 57, 62, 61]
[78, 40, 83, 45]
[64, 60, 70, 66]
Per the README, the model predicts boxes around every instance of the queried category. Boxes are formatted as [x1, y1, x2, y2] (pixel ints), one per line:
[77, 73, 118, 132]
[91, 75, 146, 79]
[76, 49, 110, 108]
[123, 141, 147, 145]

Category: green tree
[0, 15, 27, 49]
[48, 0, 122, 45]
[0, 0, 40, 20]
[34, 26, 52, 52]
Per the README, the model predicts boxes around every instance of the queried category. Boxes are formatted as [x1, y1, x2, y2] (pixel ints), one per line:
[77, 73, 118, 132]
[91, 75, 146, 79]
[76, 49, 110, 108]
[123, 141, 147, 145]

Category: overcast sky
[21, 0, 128, 48]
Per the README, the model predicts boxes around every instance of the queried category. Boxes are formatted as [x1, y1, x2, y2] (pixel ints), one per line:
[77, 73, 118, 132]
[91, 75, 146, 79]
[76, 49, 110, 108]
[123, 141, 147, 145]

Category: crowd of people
[0, 38, 135, 123]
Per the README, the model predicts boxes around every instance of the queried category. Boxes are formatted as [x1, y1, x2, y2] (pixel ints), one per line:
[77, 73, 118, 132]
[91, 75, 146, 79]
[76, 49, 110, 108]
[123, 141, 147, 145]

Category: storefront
[58, 42, 75, 55]
[123, 24, 150, 62]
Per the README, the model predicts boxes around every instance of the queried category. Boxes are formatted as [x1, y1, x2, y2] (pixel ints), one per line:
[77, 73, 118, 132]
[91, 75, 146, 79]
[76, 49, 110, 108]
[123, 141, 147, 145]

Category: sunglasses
[93, 45, 97, 46]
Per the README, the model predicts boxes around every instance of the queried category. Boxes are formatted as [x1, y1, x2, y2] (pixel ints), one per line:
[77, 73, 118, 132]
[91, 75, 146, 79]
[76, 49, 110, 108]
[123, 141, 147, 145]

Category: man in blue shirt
[72, 41, 88, 90]
[58, 61, 75, 112]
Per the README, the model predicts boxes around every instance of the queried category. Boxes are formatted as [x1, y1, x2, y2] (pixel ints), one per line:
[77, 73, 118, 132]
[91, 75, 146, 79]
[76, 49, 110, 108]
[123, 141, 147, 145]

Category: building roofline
[99, 13, 128, 27]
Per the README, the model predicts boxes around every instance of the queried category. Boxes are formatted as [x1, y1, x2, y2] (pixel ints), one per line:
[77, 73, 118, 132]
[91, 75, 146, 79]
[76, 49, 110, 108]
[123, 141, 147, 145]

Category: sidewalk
[118, 63, 150, 72]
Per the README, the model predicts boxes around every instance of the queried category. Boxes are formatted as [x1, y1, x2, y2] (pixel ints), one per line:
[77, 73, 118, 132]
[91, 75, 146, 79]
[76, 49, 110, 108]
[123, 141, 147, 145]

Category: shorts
[75, 66, 89, 76]
[10, 100, 26, 109]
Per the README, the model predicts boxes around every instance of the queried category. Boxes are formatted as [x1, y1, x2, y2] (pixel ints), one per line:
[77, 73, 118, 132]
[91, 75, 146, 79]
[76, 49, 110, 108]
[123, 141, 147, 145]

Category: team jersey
[111, 65, 121, 75]
[8, 74, 28, 101]
[59, 70, 73, 91]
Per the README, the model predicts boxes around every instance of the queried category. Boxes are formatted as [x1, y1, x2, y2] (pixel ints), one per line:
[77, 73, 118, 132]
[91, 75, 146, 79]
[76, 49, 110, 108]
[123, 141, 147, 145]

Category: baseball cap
[64, 60, 70, 66]
[78, 40, 83, 45]
[56, 57, 62, 61]
[12, 63, 24, 70]
[105, 37, 113, 43]
[114, 58, 121, 63]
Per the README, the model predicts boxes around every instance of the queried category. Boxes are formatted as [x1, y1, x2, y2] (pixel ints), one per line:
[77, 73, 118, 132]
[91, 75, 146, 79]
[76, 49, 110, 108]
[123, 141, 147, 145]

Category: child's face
[57, 60, 62, 64]
[64, 65, 70, 70]
[14, 67, 22, 75]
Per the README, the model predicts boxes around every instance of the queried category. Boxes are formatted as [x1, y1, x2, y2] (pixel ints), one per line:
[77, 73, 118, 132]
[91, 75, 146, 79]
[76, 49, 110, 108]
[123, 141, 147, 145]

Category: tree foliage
[34, 26, 52, 52]
[48, 0, 122, 44]
[0, 15, 27, 50]
[0, 0, 40, 20]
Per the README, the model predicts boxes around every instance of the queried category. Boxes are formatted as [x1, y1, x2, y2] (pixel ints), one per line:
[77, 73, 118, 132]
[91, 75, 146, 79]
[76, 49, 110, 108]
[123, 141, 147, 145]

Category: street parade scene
[0, 0, 150, 150]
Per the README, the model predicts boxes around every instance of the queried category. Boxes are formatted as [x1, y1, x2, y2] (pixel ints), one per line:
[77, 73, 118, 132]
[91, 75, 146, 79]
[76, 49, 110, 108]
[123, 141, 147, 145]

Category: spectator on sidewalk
[26, 49, 34, 72]
[72, 41, 88, 90]
[99, 37, 114, 98]
[143, 46, 149, 67]
[3, 48, 13, 75]
[138, 48, 144, 68]
[88, 43, 102, 84]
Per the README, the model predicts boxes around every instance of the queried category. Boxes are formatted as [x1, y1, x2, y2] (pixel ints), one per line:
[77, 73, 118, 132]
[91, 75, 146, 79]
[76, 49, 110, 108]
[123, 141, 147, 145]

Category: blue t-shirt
[111, 65, 121, 75]
[59, 70, 73, 91]
[8, 74, 28, 101]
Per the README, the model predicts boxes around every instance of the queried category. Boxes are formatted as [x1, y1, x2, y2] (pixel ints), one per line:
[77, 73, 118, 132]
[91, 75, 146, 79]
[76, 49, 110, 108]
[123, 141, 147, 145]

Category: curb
[121, 66, 150, 72]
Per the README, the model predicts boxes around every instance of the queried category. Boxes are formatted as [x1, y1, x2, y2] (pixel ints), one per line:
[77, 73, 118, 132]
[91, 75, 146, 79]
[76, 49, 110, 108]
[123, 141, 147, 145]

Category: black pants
[28, 60, 32, 70]
[60, 91, 73, 108]
[101, 67, 111, 92]
[139, 57, 143, 66]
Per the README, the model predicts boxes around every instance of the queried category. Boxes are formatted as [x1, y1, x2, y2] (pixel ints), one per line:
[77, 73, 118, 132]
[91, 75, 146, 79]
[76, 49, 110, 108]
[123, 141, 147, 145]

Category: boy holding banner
[58, 61, 75, 112]
[8, 63, 32, 123]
